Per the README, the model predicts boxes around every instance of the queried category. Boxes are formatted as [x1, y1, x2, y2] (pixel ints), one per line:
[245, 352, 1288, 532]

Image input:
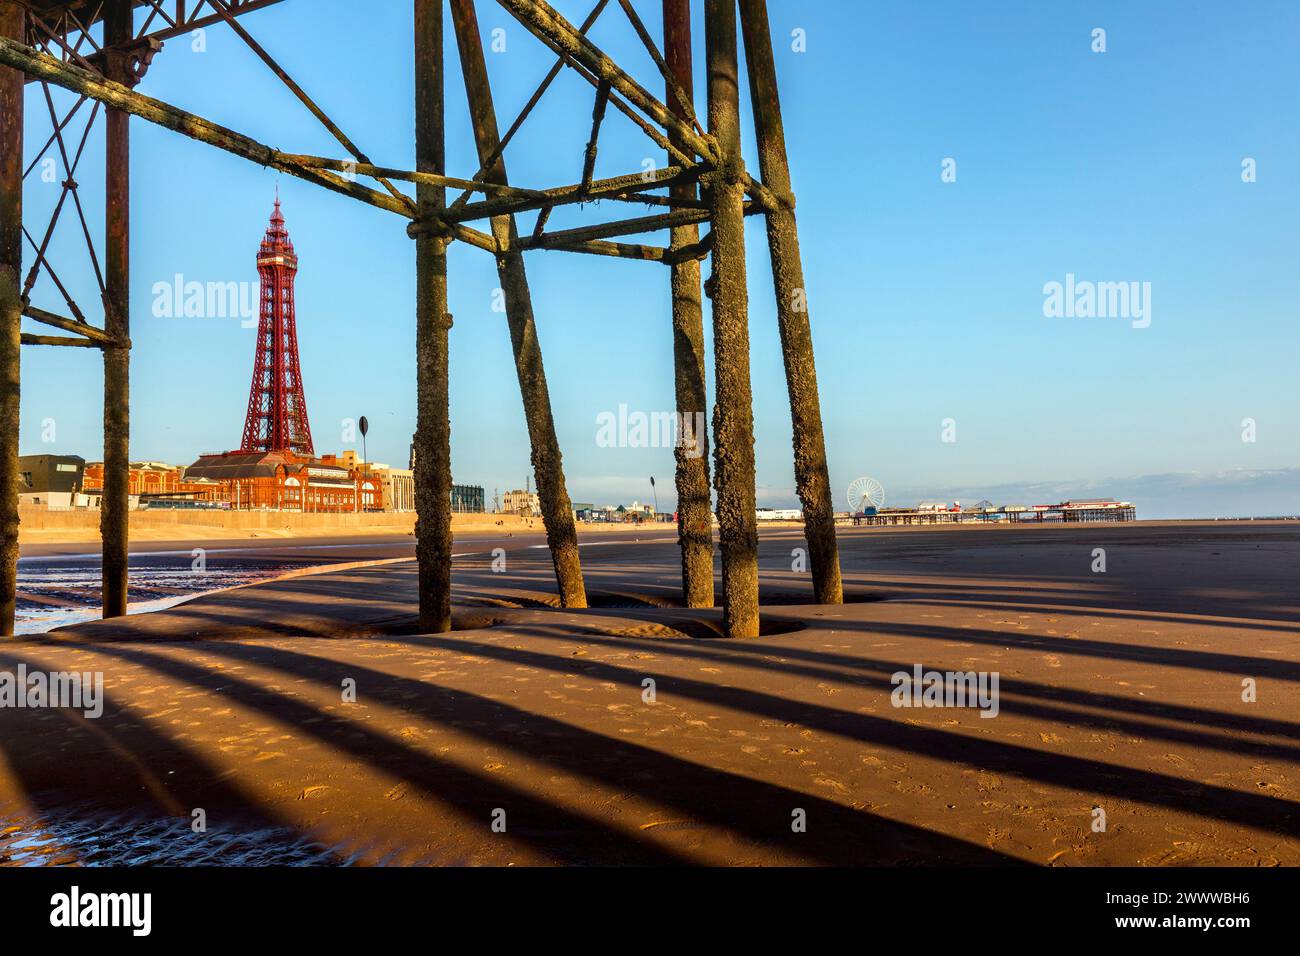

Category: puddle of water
[0, 806, 343, 866]
[14, 558, 326, 635]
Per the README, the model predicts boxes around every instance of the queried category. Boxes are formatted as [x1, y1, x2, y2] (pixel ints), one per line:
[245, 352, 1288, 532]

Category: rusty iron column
[664, 0, 714, 609]
[449, 0, 586, 608]
[100, 0, 132, 619]
[704, 0, 758, 637]
[739, 0, 842, 604]
[414, 0, 454, 632]
[0, 0, 22, 637]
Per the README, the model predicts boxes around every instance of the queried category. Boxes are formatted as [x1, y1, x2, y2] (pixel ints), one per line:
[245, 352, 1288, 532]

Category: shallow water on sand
[0, 805, 343, 866]
[14, 556, 324, 635]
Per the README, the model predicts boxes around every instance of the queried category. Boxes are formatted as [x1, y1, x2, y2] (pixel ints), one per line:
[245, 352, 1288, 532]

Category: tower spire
[238, 195, 315, 456]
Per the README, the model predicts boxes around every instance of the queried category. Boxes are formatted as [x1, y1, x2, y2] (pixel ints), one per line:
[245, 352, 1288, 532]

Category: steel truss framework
[0, 0, 842, 639]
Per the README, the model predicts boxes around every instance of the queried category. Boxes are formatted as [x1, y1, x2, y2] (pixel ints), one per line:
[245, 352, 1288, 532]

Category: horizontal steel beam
[521, 207, 711, 249]
[21, 332, 98, 348]
[538, 239, 667, 261]
[22, 302, 113, 344]
[278, 153, 540, 199]
[444, 163, 701, 223]
[519, 201, 756, 250]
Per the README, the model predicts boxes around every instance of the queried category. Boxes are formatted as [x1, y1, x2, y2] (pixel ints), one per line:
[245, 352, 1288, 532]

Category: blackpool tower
[239, 195, 315, 457]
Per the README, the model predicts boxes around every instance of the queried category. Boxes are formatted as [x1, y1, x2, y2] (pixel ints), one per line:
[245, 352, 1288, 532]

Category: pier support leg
[705, 0, 758, 638]
[0, 1, 22, 637]
[450, 0, 586, 608]
[739, 0, 842, 604]
[414, 0, 453, 632]
[664, 0, 713, 609]
[101, 0, 131, 619]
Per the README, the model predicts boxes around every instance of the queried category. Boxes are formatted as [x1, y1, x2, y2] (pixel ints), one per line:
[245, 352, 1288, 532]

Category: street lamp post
[359, 415, 369, 512]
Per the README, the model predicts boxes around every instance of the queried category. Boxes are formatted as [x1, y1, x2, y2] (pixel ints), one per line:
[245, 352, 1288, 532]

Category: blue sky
[16, 0, 1300, 518]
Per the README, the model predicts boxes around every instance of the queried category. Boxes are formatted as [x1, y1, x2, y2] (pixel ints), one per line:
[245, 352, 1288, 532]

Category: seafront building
[451, 484, 485, 513]
[183, 451, 376, 512]
[503, 488, 541, 516]
[83, 460, 217, 500]
[16, 454, 87, 508]
[404, 443, 484, 513]
[578, 501, 667, 523]
[22, 454, 482, 515]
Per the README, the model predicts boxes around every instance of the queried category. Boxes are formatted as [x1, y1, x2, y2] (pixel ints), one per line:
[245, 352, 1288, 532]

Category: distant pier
[848, 499, 1136, 526]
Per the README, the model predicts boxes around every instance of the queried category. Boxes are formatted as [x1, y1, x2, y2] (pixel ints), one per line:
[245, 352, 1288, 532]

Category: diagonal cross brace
[492, 0, 720, 164]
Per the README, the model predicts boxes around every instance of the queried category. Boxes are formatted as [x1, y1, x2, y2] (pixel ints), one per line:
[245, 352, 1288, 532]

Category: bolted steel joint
[700, 159, 746, 190]
[407, 215, 455, 246]
[101, 37, 163, 87]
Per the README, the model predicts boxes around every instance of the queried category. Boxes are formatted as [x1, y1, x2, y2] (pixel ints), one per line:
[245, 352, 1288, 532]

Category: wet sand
[1, 521, 1297, 865]
[12, 525, 685, 635]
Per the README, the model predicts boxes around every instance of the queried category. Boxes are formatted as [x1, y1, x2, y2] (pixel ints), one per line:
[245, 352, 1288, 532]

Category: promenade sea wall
[16, 505, 551, 542]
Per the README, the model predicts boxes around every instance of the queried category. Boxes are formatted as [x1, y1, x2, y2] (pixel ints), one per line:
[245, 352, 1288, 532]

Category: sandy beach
[1, 519, 1296, 865]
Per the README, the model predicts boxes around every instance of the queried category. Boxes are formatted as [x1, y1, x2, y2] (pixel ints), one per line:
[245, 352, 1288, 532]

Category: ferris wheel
[846, 476, 885, 513]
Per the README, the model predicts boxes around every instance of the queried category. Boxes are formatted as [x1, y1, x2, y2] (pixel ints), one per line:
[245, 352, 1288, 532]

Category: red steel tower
[239, 196, 315, 457]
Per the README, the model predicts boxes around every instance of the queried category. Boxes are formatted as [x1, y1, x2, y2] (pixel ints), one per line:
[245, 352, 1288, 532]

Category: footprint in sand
[966, 770, 1003, 791]
[813, 776, 849, 794]
[986, 827, 1009, 846]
